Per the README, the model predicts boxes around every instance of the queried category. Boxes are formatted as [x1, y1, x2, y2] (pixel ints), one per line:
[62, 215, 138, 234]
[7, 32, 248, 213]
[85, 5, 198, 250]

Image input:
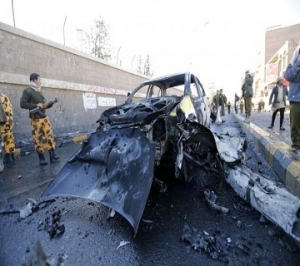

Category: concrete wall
[0, 22, 148, 143]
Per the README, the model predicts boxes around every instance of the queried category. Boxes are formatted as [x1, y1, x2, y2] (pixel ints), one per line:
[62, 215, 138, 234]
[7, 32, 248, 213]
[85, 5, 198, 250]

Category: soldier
[0, 93, 15, 165]
[241, 70, 254, 123]
[20, 73, 59, 166]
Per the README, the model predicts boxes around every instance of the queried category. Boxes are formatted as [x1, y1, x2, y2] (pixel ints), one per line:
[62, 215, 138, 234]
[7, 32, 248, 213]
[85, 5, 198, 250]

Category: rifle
[29, 98, 58, 115]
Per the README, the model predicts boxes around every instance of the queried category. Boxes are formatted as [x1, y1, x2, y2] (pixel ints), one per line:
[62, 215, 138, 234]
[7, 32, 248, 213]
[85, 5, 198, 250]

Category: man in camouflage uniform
[20, 73, 59, 166]
[241, 70, 254, 123]
[0, 93, 15, 165]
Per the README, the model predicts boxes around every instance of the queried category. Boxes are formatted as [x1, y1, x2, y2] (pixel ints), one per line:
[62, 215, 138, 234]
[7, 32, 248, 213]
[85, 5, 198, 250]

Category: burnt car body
[42, 72, 243, 233]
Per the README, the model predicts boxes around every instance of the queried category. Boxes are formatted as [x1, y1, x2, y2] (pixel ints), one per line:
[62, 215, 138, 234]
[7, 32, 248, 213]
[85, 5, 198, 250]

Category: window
[147, 85, 161, 98]
[190, 83, 199, 98]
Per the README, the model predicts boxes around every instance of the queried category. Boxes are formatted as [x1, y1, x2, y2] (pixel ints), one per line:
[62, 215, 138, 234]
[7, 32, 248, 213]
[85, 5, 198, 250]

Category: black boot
[3, 153, 13, 165]
[49, 149, 59, 163]
[38, 152, 48, 166]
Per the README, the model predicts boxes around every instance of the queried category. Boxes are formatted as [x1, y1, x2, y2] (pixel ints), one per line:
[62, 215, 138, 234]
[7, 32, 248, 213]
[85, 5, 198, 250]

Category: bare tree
[76, 28, 91, 53]
[76, 17, 112, 61]
[90, 17, 112, 60]
[143, 54, 153, 77]
[136, 55, 143, 74]
[136, 54, 153, 77]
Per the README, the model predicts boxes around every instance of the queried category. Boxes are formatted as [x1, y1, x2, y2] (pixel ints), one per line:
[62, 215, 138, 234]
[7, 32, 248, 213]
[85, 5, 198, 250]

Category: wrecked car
[41, 72, 300, 244]
[42, 72, 241, 232]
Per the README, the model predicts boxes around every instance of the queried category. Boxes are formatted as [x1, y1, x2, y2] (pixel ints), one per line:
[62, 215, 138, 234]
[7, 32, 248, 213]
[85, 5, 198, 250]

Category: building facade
[252, 23, 300, 109]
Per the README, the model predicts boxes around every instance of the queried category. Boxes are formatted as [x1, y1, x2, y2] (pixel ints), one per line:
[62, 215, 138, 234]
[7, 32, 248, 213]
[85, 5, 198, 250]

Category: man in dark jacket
[234, 93, 240, 114]
[241, 70, 254, 123]
[20, 73, 59, 165]
[267, 77, 288, 130]
[284, 44, 300, 152]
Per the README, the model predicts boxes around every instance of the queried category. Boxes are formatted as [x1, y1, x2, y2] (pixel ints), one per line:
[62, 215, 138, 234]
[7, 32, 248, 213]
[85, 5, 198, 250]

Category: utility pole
[131, 54, 136, 69]
[63, 16, 67, 45]
[11, 0, 16, 27]
[116, 46, 121, 65]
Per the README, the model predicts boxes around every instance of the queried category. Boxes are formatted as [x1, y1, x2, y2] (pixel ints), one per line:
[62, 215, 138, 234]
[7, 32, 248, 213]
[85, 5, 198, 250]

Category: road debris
[181, 223, 229, 263]
[39, 210, 65, 239]
[107, 208, 116, 219]
[0, 198, 55, 219]
[117, 240, 130, 250]
[204, 189, 230, 214]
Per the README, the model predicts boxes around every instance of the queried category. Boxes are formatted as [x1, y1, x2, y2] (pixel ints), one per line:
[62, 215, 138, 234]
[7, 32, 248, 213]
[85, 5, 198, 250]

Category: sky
[1, 0, 300, 96]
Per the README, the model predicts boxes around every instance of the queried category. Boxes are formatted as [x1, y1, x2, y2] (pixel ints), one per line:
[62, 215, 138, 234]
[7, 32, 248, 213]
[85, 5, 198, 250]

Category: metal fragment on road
[226, 165, 300, 243]
[117, 241, 130, 250]
[204, 189, 229, 214]
[142, 219, 153, 224]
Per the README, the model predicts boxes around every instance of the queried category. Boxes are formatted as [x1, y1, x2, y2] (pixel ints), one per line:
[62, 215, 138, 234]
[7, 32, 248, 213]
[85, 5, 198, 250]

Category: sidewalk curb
[233, 114, 300, 197]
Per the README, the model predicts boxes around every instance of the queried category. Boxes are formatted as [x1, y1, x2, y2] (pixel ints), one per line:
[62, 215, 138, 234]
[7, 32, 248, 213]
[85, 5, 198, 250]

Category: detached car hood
[41, 127, 156, 233]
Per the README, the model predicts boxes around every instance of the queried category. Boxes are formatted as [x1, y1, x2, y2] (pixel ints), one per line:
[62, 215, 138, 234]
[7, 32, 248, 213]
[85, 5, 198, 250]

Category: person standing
[240, 99, 244, 114]
[227, 101, 231, 114]
[241, 70, 254, 123]
[20, 73, 59, 165]
[261, 98, 265, 111]
[267, 77, 288, 130]
[0, 93, 15, 165]
[212, 90, 223, 124]
[284, 44, 300, 151]
[220, 89, 227, 121]
[234, 93, 240, 114]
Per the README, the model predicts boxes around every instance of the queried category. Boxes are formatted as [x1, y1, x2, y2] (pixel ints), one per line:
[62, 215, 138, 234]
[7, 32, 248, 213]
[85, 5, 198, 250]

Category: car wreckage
[41, 72, 300, 243]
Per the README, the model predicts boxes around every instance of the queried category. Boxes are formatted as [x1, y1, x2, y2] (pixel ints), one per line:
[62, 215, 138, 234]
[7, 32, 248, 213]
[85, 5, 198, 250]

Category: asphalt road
[0, 114, 299, 266]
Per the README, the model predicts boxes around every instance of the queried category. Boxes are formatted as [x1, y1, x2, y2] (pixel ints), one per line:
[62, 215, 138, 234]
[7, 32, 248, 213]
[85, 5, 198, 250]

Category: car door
[188, 75, 211, 128]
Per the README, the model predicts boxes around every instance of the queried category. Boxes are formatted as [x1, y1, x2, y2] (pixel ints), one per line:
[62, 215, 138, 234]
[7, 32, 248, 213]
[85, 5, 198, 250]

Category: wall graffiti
[87, 86, 117, 94]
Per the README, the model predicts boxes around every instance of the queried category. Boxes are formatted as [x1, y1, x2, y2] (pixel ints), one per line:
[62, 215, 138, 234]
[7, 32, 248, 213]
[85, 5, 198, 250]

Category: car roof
[138, 72, 195, 88]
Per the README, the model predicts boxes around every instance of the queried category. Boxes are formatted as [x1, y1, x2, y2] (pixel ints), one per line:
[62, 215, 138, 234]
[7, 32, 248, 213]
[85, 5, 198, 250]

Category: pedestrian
[0, 93, 15, 165]
[284, 44, 300, 152]
[240, 99, 244, 114]
[212, 90, 223, 124]
[220, 89, 227, 121]
[261, 98, 265, 111]
[227, 101, 231, 114]
[267, 77, 288, 131]
[20, 73, 59, 165]
[258, 100, 262, 112]
[234, 93, 240, 114]
[241, 70, 254, 123]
